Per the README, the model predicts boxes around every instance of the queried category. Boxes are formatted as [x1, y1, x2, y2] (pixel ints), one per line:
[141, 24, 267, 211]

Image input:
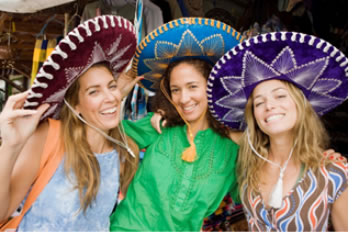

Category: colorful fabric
[30, 38, 48, 85]
[202, 194, 246, 231]
[24, 15, 137, 121]
[30, 38, 60, 86]
[17, 149, 120, 231]
[132, 17, 243, 91]
[110, 112, 239, 231]
[130, 84, 147, 120]
[207, 31, 348, 130]
[241, 160, 348, 231]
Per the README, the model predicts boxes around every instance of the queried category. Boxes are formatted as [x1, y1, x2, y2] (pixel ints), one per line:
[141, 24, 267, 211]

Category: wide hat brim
[24, 15, 137, 120]
[132, 17, 244, 92]
[207, 31, 348, 130]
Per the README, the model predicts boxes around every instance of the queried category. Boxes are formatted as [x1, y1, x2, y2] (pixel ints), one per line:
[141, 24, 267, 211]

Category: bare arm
[0, 91, 49, 221]
[331, 188, 348, 231]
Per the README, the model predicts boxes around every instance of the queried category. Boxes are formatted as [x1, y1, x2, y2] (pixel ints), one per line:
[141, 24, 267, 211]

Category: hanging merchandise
[121, 0, 148, 121]
[30, 15, 63, 85]
[82, 0, 163, 39]
[30, 38, 48, 85]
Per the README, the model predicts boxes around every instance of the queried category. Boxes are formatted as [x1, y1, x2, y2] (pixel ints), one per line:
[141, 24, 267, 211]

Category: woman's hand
[322, 149, 347, 162]
[117, 70, 144, 98]
[150, 110, 167, 134]
[0, 91, 49, 147]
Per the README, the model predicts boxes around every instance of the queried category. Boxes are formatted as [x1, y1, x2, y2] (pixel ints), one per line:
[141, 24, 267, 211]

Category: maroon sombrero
[24, 15, 137, 120]
[207, 31, 348, 130]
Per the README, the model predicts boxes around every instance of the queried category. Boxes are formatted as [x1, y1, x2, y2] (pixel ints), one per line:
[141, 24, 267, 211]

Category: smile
[265, 114, 284, 123]
[182, 104, 197, 113]
[101, 107, 117, 115]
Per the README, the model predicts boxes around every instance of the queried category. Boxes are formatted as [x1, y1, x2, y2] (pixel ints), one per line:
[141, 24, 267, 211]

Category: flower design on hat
[215, 45, 346, 127]
[142, 29, 225, 89]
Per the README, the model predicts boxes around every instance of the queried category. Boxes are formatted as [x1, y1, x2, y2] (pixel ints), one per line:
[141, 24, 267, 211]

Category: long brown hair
[59, 64, 139, 213]
[238, 80, 329, 193]
[150, 58, 229, 138]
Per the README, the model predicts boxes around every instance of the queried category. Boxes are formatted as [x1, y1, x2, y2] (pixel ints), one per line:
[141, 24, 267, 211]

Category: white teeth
[266, 114, 284, 122]
[183, 105, 196, 111]
[101, 107, 117, 114]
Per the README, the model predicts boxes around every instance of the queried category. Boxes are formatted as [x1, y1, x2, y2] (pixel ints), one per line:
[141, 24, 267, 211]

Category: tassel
[268, 170, 284, 208]
[182, 138, 197, 162]
[182, 130, 197, 162]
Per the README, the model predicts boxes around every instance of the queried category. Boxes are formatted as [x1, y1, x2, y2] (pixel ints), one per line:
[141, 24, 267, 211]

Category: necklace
[246, 129, 296, 208]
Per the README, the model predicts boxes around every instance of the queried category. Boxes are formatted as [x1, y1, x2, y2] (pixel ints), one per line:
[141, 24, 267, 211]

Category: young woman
[0, 15, 139, 231]
[110, 17, 243, 231]
[110, 58, 239, 231]
[207, 31, 348, 231]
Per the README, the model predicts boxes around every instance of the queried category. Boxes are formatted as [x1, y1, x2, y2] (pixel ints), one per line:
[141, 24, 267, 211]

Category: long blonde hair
[238, 80, 329, 193]
[59, 64, 139, 213]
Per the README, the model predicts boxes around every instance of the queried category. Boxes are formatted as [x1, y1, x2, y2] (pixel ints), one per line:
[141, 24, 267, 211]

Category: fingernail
[323, 152, 327, 156]
[329, 155, 334, 160]
[339, 156, 345, 160]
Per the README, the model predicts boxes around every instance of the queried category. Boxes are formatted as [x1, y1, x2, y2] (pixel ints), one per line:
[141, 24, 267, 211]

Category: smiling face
[169, 62, 209, 128]
[252, 79, 298, 138]
[75, 65, 122, 132]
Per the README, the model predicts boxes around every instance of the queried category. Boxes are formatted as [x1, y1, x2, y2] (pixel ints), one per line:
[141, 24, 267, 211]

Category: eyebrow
[170, 81, 199, 88]
[84, 79, 116, 91]
[253, 87, 287, 100]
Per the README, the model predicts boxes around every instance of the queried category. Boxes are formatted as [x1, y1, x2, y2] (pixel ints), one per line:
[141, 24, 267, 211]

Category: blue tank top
[17, 149, 120, 231]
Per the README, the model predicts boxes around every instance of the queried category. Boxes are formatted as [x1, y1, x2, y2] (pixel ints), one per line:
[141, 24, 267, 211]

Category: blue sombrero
[207, 32, 348, 130]
[132, 17, 244, 91]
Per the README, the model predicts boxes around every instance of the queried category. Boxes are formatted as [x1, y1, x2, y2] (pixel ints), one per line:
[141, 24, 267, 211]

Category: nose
[179, 89, 190, 104]
[104, 89, 117, 102]
[265, 98, 275, 111]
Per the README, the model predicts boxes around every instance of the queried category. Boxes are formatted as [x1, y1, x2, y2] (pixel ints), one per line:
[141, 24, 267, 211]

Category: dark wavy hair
[150, 58, 229, 138]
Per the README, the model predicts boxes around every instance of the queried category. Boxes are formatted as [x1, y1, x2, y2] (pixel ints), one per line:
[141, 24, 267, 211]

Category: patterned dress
[242, 160, 348, 231]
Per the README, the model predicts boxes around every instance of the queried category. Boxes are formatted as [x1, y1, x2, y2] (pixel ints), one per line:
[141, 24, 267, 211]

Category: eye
[189, 84, 198, 89]
[170, 88, 179, 93]
[89, 90, 98, 95]
[277, 94, 287, 99]
[255, 102, 263, 108]
[109, 84, 118, 90]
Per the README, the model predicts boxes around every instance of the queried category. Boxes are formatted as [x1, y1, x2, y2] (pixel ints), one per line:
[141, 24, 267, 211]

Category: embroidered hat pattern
[207, 32, 348, 130]
[24, 15, 137, 120]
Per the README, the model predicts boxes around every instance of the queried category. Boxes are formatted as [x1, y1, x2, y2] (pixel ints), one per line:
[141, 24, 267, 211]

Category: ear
[74, 104, 81, 116]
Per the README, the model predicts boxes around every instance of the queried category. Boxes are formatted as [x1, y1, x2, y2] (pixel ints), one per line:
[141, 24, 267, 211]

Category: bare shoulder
[229, 130, 243, 145]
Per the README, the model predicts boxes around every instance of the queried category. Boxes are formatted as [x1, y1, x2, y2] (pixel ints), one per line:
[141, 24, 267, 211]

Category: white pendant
[268, 174, 283, 208]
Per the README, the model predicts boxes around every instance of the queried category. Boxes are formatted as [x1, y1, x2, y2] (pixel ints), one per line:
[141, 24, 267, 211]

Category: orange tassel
[182, 139, 197, 162]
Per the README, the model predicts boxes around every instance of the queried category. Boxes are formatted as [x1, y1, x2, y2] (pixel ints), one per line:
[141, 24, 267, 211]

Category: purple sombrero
[24, 15, 137, 120]
[207, 31, 348, 130]
[132, 17, 245, 92]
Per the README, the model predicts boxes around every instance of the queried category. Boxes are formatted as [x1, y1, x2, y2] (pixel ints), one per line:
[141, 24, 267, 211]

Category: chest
[258, 162, 301, 208]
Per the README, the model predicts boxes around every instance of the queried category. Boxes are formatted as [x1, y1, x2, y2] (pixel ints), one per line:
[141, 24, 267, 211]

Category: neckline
[182, 124, 212, 136]
[257, 163, 306, 210]
[94, 149, 117, 157]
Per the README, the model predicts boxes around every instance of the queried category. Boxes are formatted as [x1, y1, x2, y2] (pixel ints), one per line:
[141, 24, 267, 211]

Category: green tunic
[110, 113, 239, 231]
